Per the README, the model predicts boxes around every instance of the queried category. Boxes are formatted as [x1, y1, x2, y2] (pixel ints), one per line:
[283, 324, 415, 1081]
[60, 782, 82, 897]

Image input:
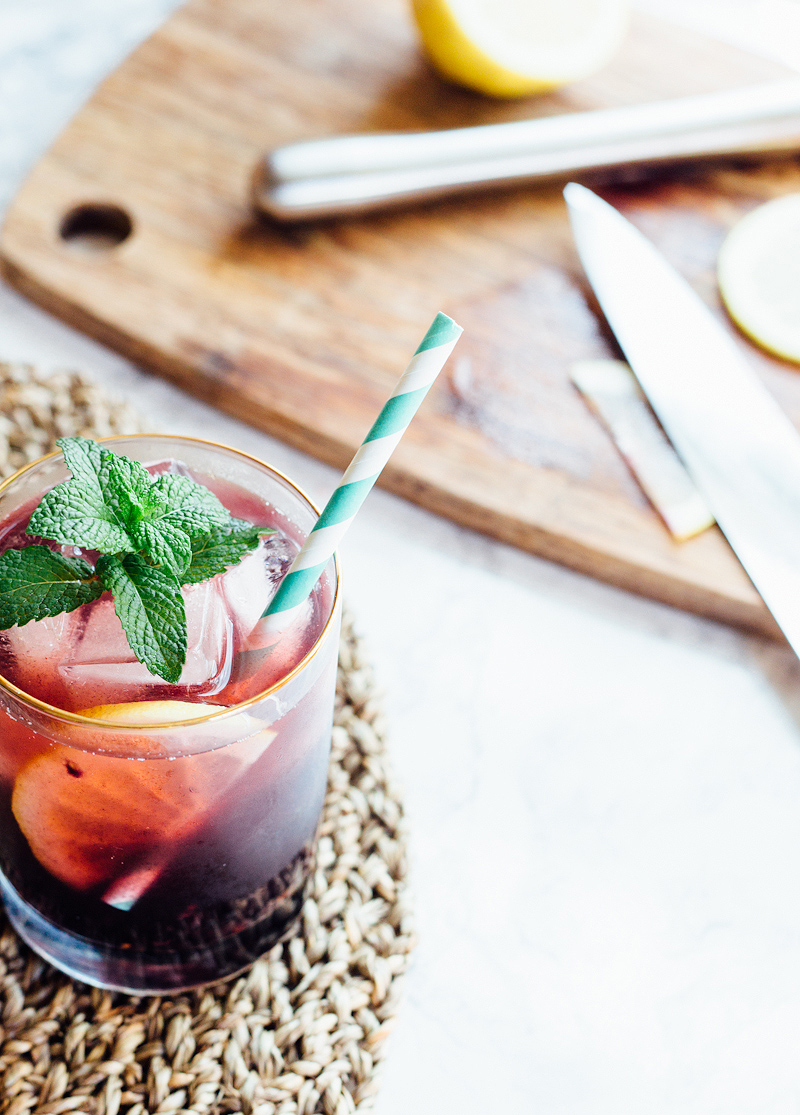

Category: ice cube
[219, 540, 274, 640]
[261, 533, 299, 587]
[0, 611, 78, 710]
[58, 577, 235, 706]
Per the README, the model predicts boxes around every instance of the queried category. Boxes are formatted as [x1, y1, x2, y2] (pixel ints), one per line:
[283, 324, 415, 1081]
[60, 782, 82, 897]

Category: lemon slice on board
[718, 193, 800, 365]
[411, 0, 630, 98]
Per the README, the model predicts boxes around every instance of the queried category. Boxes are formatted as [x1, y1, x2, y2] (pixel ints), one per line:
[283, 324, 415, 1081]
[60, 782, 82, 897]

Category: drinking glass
[0, 436, 340, 992]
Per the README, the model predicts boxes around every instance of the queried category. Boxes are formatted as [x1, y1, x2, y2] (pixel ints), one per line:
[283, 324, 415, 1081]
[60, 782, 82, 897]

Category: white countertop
[4, 3, 800, 1112]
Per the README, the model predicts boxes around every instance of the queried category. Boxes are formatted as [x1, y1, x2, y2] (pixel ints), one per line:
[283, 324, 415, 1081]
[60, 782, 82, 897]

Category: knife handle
[252, 78, 800, 220]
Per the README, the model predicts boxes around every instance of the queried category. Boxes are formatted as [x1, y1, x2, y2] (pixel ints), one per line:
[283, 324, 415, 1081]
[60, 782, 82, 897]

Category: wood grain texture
[2, 0, 800, 638]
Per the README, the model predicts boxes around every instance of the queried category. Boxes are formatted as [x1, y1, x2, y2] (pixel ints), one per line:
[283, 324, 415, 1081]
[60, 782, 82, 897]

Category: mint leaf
[0, 546, 103, 628]
[125, 471, 234, 575]
[97, 553, 187, 683]
[59, 436, 105, 493]
[150, 473, 231, 537]
[134, 520, 192, 576]
[99, 449, 164, 529]
[182, 520, 269, 585]
[130, 471, 235, 577]
[28, 437, 135, 553]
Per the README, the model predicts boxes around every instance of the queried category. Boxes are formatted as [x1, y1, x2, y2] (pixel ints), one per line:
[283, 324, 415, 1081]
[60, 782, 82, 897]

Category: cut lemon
[718, 193, 800, 365]
[411, 0, 629, 98]
[80, 699, 221, 726]
[75, 699, 274, 760]
[12, 741, 212, 892]
[12, 700, 274, 893]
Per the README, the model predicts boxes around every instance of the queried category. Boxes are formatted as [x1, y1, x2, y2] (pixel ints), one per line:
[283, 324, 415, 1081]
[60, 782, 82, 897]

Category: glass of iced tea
[0, 435, 340, 993]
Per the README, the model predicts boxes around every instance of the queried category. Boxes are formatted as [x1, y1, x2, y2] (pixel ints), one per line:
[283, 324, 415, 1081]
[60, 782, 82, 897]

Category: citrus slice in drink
[79, 699, 224, 727]
[718, 193, 800, 365]
[411, 0, 629, 98]
[11, 700, 275, 896]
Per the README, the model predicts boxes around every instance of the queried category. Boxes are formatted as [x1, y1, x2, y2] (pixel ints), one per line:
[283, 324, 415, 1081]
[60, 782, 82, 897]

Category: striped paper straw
[262, 312, 462, 628]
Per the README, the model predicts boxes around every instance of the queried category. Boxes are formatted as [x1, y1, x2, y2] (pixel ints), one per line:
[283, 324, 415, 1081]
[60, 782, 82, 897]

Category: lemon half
[718, 193, 800, 365]
[412, 0, 629, 98]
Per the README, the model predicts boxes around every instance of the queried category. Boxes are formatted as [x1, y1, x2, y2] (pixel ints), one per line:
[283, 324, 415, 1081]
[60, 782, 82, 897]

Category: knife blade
[564, 182, 800, 654]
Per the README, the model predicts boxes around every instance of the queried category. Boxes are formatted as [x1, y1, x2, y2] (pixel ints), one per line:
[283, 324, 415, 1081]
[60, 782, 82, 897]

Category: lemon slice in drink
[12, 701, 273, 893]
[81, 700, 220, 726]
[411, 0, 629, 98]
[718, 193, 800, 365]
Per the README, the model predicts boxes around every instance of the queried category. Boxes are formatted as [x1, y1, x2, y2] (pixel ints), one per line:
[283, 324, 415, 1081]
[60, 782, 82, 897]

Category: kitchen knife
[564, 182, 800, 654]
[254, 79, 800, 219]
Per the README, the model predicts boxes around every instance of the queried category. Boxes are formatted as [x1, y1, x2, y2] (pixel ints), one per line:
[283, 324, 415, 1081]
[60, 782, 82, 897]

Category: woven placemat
[0, 362, 414, 1115]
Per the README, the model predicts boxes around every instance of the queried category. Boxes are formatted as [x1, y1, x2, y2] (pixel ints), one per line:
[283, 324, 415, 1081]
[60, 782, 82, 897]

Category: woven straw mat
[0, 362, 414, 1115]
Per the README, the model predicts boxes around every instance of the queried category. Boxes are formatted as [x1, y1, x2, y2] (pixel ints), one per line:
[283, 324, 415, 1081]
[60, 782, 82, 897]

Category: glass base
[0, 846, 312, 994]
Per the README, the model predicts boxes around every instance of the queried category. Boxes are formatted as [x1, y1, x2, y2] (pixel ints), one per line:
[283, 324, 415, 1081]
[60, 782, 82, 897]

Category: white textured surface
[3, 3, 800, 1112]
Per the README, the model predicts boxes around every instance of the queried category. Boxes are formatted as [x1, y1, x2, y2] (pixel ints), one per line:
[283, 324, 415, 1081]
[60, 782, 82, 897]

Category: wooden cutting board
[2, 0, 800, 639]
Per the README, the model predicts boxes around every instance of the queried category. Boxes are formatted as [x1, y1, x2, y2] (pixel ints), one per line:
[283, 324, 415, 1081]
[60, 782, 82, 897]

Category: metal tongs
[253, 78, 800, 220]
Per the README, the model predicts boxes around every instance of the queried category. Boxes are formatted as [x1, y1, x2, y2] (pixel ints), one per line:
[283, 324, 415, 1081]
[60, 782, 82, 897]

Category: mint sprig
[0, 438, 273, 683]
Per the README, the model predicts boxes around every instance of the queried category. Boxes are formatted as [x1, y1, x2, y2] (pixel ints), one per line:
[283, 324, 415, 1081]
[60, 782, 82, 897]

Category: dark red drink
[0, 437, 340, 992]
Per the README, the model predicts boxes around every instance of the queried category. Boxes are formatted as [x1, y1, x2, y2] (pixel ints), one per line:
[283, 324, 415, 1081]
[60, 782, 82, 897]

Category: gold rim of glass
[0, 434, 341, 731]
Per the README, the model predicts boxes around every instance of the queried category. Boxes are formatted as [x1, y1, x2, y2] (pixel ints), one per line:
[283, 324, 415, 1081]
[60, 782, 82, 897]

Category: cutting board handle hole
[59, 203, 133, 251]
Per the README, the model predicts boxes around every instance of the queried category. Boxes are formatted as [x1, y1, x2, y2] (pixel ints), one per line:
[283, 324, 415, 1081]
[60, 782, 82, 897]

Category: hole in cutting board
[59, 203, 133, 252]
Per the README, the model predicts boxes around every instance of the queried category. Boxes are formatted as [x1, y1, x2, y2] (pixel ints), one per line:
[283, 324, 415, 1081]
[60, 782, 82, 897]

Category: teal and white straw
[262, 312, 462, 628]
